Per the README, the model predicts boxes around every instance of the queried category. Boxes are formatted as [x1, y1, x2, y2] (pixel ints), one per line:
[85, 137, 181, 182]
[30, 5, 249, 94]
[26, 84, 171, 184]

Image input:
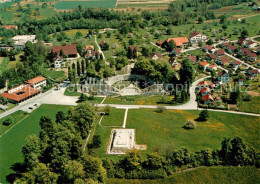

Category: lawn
[108, 166, 259, 184]
[0, 104, 71, 183]
[239, 96, 260, 114]
[186, 50, 206, 57]
[43, 69, 67, 82]
[0, 111, 28, 136]
[126, 109, 260, 155]
[64, 86, 82, 96]
[91, 108, 126, 160]
[54, 0, 117, 9]
[104, 95, 187, 106]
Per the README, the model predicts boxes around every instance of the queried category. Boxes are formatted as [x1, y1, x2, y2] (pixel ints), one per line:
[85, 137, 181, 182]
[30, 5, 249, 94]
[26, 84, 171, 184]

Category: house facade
[25, 76, 47, 90]
[189, 32, 208, 43]
[12, 35, 37, 50]
[218, 72, 230, 83]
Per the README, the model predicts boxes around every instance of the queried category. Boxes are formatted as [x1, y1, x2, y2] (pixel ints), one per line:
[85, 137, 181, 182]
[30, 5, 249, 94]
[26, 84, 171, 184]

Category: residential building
[218, 71, 230, 83]
[202, 94, 214, 105]
[171, 48, 181, 56]
[25, 76, 47, 90]
[246, 70, 259, 79]
[12, 35, 37, 50]
[216, 56, 228, 65]
[189, 32, 208, 43]
[246, 52, 257, 61]
[51, 44, 78, 58]
[206, 53, 217, 60]
[215, 49, 225, 56]
[54, 57, 65, 68]
[188, 55, 197, 64]
[200, 62, 210, 70]
[150, 53, 163, 60]
[165, 37, 189, 48]
[200, 87, 211, 96]
[4, 25, 18, 30]
[238, 37, 246, 45]
[203, 45, 213, 52]
[86, 45, 95, 51]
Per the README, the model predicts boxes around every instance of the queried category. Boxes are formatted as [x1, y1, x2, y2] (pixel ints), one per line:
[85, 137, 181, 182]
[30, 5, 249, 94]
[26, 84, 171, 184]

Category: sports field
[54, 0, 117, 9]
[0, 105, 71, 183]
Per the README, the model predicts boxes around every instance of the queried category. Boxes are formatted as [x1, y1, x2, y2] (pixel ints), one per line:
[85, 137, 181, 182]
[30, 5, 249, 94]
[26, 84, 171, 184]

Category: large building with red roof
[51, 44, 78, 58]
[165, 37, 189, 47]
[2, 76, 46, 104]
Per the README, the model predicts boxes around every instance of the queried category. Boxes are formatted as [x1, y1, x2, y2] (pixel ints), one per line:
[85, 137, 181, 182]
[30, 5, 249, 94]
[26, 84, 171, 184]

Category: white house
[12, 35, 37, 50]
[25, 76, 47, 90]
[189, 32, 208, 43]
[54, 57, 65, 68]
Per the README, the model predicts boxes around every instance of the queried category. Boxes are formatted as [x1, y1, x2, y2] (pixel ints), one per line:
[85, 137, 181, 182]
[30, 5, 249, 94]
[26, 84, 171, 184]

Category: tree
[2, 118, 12, 126]
[127, 47, 133, 59]
[141, 47, 150, 57]
[179, 59, 194, 88]
[56, 111, 65, 123]
[182, 121, 197, 130]
[167, 40, 176, 51]
[81, 59, 85, 74]
[61, 160, 85, 183]
[210, 70, 216, 81]
[22, 134, 41, 169]
[199, 110, 209, 121]
[92, 135, 101, 148]
[78, 93, 87, 103]
[206, 39, 213, 45]
[77, 60, 81, 76]
[103, 105, 111, 115]
[241, 30, 249, 38]
[166, 28, 173, 35]
[72, 102, 96, 138]
[198, 16, 204, 24]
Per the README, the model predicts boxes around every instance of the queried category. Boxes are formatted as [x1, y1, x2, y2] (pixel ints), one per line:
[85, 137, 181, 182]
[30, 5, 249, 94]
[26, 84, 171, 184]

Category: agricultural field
[54, 0, 117, 9]
[108, 166, 260, 184]
[93, 109, 260, 161]
[0, 104, 71, 183]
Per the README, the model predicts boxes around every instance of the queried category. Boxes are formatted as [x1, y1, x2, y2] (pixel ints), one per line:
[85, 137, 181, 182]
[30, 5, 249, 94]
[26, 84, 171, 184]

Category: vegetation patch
[54, 0, 117, 9]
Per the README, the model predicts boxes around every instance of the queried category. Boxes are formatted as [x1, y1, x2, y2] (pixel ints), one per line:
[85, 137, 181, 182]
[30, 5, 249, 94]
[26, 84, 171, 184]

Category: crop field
[54, 0, 117, 9]
[0, 104, 71, 183]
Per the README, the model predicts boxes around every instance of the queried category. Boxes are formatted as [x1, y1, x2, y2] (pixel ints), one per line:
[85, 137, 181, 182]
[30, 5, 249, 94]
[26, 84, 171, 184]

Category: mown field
[54, 0, 117, 9]
[239, 96, 260, 114]
[108, 166, 260, 184]
[93, 109, 260, 161]
[0, 105, 71, 183]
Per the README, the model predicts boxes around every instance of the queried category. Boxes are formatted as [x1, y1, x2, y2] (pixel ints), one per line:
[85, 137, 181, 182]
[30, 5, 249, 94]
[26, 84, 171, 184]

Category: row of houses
[1, 76, 47, 104]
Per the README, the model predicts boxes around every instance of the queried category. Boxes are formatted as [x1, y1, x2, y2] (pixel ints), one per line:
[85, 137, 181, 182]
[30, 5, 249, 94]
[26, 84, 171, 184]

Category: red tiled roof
[202, 94, 214, 102]
[129, 46, 138, 51]
[156, 41, 162, 45]
[249, 69, 259, 74]
[86, 45, 95, 50]
[228, 45, 237, 51]
[190, 32, 205, 38]
[241, 48, 251, 55]
[234, 60, 241, 65]
[150, 53, 163, 58]
[205, 45, 213, 50]
[188, 55, 197, 63]
[200, 87, 210, 94]
[166, 37, 189, 47]
[223, 42, 230, 47]
[210, 65, 216, 69]
[91, 50, 100, 56]
[174, 48, 181, 54]
[220, 56, 228, 64]
[4, 25, 18, 30]
[51, 44, 77, 56]
[238, 37, 246, 44]
[198, 81, 208, 86]
[2, 85, 40, 102]
[200, 62, 209, 67]
[25, 76, 46, 85]
[218, 71, 229, 77]
[248, 52, 257, 57]
[100, 41, 106, 46]
[216, 49, 224, 55]
[208, 53, 217, 59]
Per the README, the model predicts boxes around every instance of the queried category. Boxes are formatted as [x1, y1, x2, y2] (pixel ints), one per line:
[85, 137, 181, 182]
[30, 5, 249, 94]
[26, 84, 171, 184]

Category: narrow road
[224, 52, 260, 72]
[122, 108, 128, 128]
[94, 35, 106, 62]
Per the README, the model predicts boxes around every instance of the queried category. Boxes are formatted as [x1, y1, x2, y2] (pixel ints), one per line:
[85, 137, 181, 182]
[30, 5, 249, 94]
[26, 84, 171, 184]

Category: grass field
[54, 0, 117, 9]
[239, 96, 260, 114]
[93, 109, 260, 161]
[0, 111, 28, 136]
[108, 166, 260, 184]
[104, 95, 187, 106]
[43, 69, 67, 82]
[0, 104, 71, 183]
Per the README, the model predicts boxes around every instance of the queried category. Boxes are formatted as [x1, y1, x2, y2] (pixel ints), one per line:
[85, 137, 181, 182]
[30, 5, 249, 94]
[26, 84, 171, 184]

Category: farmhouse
[12, 35, 37, 50]
[165, 37, 189, 48]
[189, 32, 208, 43]
[51, 44, 78, 58]
[1, 85, 40, 104]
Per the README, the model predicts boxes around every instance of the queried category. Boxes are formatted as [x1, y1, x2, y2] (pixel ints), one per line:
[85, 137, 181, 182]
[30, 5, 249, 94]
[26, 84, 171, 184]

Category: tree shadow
[6, 162, 26, 183]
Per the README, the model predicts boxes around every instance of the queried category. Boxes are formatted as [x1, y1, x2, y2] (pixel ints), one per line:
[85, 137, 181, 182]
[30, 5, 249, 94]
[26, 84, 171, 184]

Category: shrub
[103, 105, 111, 115]
[3, 118, 12, 126]
[183, 121, 197, 130]
[243, 94, 251, 101]
[155, 105, 166, 113]
[199, 109, 209, 121]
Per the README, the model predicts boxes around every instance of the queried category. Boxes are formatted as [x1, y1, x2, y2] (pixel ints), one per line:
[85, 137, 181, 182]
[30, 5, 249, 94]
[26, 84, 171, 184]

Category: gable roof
[222, 42, 230, 47]
[216, 49, 224, 55]
[150, 53, 163, 58]
[202, 94, 214, 102]
[219, 56, 228, 64]
[248, 52, 257, 57]
[228, 45, 237, 51]
[205, 45, 213, 50]
[129, 46, 138, 51]
[249, 69, 259, 74]
[238, 37, 246, 44]
[173, 48, 181, 54]
[86, 45, 95, 50]
[25, 76, 46, 85]
[208, 53, 217, 59]
[4, 25, 18, 30]
[190, 32, 205, 38]
[200, 61, 209, 67]
[51, 44, 77, 56]
[218, 71, 229, 77]
[166, 37, 189, 47]
[233, 60, 241, 65]
[188, 55, 197, 63]
[198, 81, 208, 86]
[200, 87, 211, 94]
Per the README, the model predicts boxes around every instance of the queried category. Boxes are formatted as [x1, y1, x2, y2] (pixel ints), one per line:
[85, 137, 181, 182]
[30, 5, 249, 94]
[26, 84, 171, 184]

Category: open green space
[108, 166, 259, 184]
[0, 104, 71, 183]
[43, 69, 67, 82]
[239, 96, 260, 114]
[104, 95, 186, 106]
[0, 111, 28, 136]
[126, 109, 260, 154]
[100, 108, 125, 127]
[54, 0, 117, 9]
